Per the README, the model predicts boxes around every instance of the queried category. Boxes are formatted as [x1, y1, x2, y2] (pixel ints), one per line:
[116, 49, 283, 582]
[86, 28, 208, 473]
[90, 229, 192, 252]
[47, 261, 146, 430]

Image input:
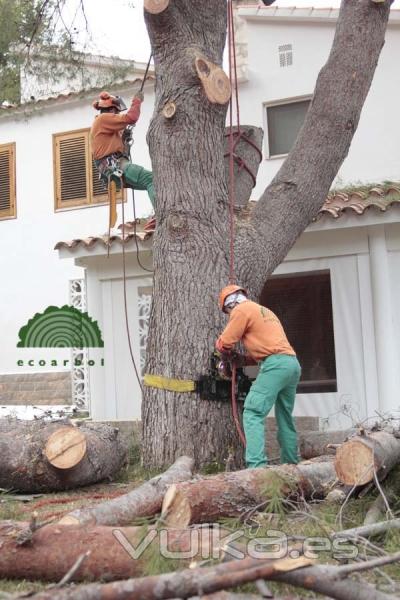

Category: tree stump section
[162, 457, 336, 527]
[224, 126, 264, 209]
[44, 427, 87, 469]
[335, 430, 400, 486]
[59, 455, 194, 526]
[195, 56, 231, 105]
[144, 0, 170, 14]
[0, 420, 128, 492]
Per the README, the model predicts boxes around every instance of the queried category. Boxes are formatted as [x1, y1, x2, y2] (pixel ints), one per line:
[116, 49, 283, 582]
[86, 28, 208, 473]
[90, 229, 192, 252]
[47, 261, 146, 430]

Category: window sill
[54, 198, 126, 213]
[265, 153, 288, 161]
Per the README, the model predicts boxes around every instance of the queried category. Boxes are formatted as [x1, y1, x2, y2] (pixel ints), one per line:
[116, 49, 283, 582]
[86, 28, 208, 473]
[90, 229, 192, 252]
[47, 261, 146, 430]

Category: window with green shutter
[53, 128, 124, 210]
[0, 143, 16, 221]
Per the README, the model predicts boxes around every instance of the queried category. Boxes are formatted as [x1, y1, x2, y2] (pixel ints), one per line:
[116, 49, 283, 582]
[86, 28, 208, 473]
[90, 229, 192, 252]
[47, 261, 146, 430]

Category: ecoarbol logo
[17, 305, 104, 348]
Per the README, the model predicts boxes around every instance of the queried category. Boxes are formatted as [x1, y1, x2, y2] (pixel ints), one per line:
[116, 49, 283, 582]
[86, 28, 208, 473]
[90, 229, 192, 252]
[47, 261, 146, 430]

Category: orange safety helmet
[92, 91, 127, 112]
[218, 285, 247, 312]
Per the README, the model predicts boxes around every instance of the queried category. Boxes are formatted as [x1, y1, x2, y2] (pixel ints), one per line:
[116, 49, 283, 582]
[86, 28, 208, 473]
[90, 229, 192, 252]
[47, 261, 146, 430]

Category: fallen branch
[26, 550, 400, 600]
[333, 518, 400, 540]
[59, 456, 194, 526]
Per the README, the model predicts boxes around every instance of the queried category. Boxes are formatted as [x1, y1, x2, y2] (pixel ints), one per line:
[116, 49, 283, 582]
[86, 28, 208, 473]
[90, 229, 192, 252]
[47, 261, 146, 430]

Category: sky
[65, 0, 400, 63]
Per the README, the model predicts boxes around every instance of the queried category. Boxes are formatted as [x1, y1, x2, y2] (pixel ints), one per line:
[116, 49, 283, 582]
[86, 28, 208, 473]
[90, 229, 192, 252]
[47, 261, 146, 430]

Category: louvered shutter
[54, 131, 90, 207]
[91, 158, 108, 202]
[0, 143, 16, 219]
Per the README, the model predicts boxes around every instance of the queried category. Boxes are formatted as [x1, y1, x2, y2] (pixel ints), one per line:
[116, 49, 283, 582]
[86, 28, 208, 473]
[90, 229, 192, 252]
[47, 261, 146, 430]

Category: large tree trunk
[59, 456, 194, 526]
[0, 420, 128, 492]
[142, 0, 393, 469]
[161, 458, 336, 527]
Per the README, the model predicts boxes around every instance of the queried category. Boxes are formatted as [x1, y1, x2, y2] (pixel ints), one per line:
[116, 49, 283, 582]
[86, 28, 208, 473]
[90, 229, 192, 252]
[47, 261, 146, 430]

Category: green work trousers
[243, 354, 301, 468]
[121, 161, 155, 207]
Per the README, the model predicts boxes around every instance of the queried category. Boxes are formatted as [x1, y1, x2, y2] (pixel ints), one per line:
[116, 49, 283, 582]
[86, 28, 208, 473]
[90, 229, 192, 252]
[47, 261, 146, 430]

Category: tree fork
[141, 0, 393, 469]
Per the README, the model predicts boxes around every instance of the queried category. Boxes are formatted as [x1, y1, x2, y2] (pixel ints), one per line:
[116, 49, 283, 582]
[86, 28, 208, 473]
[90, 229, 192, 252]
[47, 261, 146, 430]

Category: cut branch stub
[162, 101, 176, 119]
[195, 56, 231, 105]
[144, 0, 170, 14]
[44, 427, 87, 469]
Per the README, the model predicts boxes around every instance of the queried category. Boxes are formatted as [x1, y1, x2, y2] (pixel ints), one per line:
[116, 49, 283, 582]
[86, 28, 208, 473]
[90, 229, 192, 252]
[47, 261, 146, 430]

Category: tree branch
[237, 0, 394, 294]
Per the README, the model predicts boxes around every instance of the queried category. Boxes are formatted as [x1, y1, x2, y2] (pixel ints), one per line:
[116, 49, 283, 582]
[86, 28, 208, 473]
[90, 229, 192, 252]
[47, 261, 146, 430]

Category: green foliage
[0, 0, 132, 104]
[0, 0, 61, 102]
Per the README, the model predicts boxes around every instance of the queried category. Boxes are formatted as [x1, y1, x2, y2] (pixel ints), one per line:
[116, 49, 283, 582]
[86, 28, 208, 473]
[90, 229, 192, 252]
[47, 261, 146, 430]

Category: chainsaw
[195, 351, 252, 402]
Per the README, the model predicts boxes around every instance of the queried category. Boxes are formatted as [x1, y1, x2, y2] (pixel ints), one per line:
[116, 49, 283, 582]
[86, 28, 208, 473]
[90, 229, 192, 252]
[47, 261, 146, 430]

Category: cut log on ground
[27, 550, 400, 600]
[0, 419, 128, 492]
[0, 521, 220, 582]
[162, 457, 336, 527]
[299, 429, 356, 460]
[335, 430, 400, 486]
[59, 456, 194, 526]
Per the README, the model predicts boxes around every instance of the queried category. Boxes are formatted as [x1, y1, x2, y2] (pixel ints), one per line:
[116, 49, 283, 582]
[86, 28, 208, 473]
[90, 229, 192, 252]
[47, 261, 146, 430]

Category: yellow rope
[108, 179, 118, 228]
[144, 374, 196, 392]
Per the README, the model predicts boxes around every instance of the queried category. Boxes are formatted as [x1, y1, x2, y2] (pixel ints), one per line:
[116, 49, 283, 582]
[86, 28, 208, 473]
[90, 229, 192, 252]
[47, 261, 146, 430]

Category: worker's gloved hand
[215, 338, 226, 354]
[134, 91, 144, 102]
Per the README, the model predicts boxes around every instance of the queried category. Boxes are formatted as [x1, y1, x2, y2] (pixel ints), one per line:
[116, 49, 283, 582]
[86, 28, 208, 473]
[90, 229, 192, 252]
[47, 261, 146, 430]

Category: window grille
[279, 44, 293, 67]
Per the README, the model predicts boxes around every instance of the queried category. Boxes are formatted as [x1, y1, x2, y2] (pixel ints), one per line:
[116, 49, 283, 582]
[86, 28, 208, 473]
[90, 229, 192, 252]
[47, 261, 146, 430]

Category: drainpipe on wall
[368, 225, 400, 416]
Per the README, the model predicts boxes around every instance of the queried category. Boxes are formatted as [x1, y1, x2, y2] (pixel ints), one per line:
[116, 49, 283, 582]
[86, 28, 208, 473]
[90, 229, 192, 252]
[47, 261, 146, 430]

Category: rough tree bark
[142, 0, 393, 468]
[299, 429, 357, 460]
[0, 420, 128, 492]
[0, 521, 214, 582]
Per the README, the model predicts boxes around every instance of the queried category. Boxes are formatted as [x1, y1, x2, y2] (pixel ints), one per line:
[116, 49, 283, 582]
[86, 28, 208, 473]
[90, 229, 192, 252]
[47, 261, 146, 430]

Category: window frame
[263, 95, 312, 160]
[0, 142, 17, 221]
[53, 127, 125, 212]
[260, 269, 338, 395]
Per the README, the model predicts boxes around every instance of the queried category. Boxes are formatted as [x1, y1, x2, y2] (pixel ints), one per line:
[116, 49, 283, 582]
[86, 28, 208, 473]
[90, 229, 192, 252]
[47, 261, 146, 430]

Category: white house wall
[238, 15, 400, 199]
[0, 85, 154, 376]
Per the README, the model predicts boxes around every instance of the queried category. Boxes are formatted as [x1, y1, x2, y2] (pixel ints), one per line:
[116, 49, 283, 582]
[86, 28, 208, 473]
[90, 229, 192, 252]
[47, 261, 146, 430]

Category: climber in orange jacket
[91, 91, 155, 229]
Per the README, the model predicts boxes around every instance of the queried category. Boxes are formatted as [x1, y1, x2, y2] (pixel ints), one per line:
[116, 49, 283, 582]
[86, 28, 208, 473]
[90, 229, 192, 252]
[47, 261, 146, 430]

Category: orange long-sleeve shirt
[217, 300, 295, 362]
[90, 97, 142, 160]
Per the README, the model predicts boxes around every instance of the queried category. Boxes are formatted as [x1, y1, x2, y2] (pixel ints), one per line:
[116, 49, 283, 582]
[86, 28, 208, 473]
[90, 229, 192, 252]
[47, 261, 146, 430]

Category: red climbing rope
[227, 0, 237, 285]
[227, 0, 246, 448]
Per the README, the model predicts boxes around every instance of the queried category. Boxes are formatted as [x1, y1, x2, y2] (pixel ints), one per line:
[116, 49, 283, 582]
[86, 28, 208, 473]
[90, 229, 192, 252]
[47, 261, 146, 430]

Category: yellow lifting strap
[144, 373, 196, 393]
[108, 179, 118, 228]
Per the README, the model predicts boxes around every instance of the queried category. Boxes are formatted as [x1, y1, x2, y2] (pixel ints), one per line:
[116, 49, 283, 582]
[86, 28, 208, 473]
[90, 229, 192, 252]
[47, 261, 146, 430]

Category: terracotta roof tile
[54, 229, 152, 251]
[55, 184, 400, 253]
[318, 184, 400, 219]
